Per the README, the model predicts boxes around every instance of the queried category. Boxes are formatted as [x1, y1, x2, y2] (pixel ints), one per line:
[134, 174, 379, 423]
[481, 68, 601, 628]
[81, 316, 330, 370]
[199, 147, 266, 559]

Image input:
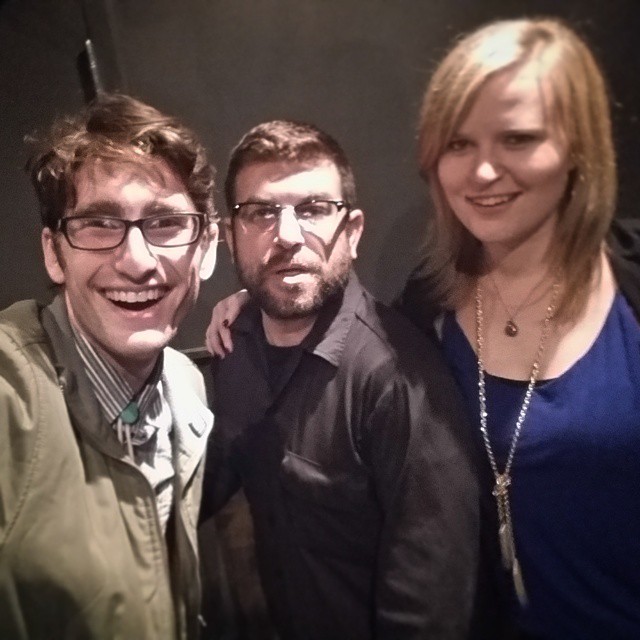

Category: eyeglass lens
[235, 200, 345, 231]
[62, 214, 202, 250]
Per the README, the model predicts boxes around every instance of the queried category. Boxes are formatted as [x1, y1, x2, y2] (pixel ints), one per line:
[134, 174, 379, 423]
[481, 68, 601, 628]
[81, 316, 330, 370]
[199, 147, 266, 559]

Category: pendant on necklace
[505, 319, 519, 337]
[512, 556, 528, 606]
[498, 521, 515, 569]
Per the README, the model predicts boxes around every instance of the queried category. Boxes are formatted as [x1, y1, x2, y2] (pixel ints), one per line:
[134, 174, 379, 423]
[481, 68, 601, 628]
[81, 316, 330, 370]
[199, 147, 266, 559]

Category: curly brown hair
[28, 93, 217, 229]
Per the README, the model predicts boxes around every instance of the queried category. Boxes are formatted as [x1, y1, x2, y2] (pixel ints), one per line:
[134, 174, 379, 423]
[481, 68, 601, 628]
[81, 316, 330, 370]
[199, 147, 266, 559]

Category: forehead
[71, 157, 191, 211]
[461, 62, 558, 130]
[235, 160, 342, 201]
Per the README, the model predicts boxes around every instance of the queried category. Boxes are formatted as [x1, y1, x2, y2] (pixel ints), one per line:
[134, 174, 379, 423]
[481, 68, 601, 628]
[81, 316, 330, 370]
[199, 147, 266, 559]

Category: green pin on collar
[120, 401, 140, 425]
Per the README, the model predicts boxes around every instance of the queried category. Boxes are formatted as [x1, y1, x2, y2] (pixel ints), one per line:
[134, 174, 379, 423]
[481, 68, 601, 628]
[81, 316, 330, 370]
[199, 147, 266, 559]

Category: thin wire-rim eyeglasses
[231, 199, 350, 232]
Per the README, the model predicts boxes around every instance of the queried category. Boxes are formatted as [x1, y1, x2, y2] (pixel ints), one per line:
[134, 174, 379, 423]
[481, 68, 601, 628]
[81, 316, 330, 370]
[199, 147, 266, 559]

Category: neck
[481, 217, 557, 281]
[68, 318, 156, 393]
[106, 354, 157, 394]
[483, 242, 554, 286]
[261, 312, 317, 347]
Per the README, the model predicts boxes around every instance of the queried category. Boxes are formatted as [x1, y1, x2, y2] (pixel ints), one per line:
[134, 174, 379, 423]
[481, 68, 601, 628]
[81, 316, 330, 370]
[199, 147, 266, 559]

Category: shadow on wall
[372, 199, 433, 305]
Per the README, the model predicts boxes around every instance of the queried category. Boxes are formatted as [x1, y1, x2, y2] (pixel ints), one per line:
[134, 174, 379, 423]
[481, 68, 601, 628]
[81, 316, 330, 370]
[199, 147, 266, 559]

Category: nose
[114, 226, 158, 278]
[473, 152, 502, 184]
[274, 206, 304, 248]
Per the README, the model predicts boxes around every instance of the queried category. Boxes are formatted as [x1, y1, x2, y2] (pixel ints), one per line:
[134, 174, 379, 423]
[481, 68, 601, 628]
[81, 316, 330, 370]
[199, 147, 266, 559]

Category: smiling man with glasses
[199, 120, 480, 639]
[0, 94, 218, 639]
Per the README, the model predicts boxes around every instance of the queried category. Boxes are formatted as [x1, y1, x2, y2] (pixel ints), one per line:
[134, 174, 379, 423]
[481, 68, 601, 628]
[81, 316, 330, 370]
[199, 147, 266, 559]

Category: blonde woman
[400, 17, 640, 639]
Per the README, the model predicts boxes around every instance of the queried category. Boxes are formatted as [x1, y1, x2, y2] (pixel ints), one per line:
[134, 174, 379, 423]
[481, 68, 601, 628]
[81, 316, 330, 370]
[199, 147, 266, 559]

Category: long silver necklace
[475, 281, 559, 605]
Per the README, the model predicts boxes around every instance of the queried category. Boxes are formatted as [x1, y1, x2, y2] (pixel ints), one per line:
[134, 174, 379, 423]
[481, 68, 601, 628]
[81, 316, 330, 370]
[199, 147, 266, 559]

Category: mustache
[264, 254, 320, 274]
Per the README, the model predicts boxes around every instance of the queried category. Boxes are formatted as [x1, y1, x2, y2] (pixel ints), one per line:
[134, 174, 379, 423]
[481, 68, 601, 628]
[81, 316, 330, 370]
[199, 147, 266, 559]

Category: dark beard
[238, 253, 351, 321]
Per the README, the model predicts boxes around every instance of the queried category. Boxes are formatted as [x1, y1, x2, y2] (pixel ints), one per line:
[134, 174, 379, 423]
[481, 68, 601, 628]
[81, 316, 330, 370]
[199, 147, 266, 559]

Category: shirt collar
[70, 323, 163, 426]
[234, 270, 364, 369]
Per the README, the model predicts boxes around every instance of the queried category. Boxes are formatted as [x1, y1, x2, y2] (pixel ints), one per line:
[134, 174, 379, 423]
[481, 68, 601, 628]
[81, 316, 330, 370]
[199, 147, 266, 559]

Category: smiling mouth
[465, 193, 520, 207]
[103, 287, 167, 311]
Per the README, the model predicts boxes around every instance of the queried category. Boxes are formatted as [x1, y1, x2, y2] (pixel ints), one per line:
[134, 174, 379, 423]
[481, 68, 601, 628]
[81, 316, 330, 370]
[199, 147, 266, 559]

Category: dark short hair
[224, 120, 356, 211]
[27, 93, 217, 229]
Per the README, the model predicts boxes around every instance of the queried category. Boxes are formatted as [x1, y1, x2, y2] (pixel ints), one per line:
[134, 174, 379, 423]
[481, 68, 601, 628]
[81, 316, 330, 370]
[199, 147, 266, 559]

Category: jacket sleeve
[0, 329, 44, 544]
[365, 347, 481, 639]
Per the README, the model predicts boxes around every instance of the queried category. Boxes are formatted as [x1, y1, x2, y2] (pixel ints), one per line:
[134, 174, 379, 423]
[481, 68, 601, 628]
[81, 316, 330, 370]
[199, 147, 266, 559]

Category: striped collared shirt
[71, 326, 175, 532]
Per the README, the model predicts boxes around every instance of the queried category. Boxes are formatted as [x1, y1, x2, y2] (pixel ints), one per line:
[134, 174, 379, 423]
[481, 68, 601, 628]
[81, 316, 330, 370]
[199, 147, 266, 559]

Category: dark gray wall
[1, 0, 638, 350]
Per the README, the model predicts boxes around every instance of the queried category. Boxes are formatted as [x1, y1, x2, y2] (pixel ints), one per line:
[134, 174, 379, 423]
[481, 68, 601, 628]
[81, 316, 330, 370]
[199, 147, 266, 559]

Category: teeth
[105, 288, 163, 303]
[469, 194, 516, 207]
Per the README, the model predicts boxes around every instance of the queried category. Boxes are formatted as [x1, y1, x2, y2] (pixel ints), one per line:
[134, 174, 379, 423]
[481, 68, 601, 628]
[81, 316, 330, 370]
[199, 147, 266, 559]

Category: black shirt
[202, 273, 480, 639]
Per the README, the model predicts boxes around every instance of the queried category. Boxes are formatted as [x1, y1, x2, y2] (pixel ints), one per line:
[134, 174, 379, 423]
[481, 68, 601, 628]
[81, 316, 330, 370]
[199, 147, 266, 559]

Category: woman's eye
[445, 138, 470, 153]
[503, 132, 538, 147]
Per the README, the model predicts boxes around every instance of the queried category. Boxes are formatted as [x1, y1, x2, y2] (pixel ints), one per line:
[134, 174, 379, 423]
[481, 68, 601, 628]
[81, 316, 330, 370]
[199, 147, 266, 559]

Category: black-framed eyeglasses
[231, 199, 350, 232]
[57, 212, 208, 251]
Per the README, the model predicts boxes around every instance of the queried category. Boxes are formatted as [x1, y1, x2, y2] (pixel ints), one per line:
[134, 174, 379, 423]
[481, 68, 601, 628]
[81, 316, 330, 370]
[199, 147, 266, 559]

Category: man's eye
[249, 205, 279, 220]
[296, 202, 331, 219]
[147, 215, 187, 230]
[77, 218, 121, 230]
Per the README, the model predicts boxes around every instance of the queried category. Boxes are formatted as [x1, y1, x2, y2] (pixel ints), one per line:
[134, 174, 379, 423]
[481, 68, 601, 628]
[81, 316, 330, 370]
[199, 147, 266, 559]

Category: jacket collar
[162, 348, 213, 489]
[42, 295, 125, 459]
[42, 295, 211, 489]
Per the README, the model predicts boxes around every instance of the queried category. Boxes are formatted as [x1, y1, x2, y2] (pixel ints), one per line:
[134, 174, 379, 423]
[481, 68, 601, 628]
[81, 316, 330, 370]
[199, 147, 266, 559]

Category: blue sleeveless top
[442, 292, 640, 639]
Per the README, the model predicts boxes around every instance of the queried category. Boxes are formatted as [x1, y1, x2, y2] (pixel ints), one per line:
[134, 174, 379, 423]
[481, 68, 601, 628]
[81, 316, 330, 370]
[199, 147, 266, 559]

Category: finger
[220, 326, 234, 354]
[205, 325, 225, 358]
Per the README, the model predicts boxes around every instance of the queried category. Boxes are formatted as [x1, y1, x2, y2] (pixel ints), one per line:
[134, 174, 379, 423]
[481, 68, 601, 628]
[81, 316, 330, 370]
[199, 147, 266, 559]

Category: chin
[123, 329, 175, 357]
[463, 223, 515, 248]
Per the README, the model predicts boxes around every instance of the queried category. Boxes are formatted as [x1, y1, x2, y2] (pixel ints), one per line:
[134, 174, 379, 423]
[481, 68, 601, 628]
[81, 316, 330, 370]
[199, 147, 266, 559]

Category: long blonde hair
[418, 18, 616, 319]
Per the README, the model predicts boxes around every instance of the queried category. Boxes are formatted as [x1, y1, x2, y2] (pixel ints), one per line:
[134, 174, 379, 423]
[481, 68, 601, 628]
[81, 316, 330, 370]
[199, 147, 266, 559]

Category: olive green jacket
[0, 297, 213, 639]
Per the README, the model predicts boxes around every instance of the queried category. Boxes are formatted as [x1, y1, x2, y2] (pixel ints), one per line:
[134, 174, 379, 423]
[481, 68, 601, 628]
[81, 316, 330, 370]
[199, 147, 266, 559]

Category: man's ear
[346, 209, 364, 260]
[199, 222, 219, 281]
[42, 227, 66, 284]
[223, 218, 236, 264]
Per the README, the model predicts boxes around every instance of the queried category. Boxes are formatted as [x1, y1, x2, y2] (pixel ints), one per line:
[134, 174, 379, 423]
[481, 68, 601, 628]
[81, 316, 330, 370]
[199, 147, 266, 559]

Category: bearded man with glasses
[199, 120, 480, 639]
[0, 94, 218, 639]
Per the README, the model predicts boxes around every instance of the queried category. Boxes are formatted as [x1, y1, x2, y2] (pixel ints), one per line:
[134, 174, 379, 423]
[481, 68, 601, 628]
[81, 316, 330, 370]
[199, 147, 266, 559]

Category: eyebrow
[144, 202, 192, 215]
[453, 125, 547, 139]
[246, 193, 340, 204]
[71, 200, 188, 217]
[71, 201, 122, 217]
[501, 126, 547, 134]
